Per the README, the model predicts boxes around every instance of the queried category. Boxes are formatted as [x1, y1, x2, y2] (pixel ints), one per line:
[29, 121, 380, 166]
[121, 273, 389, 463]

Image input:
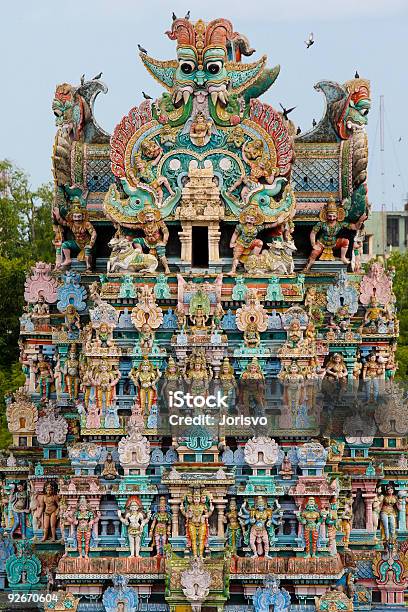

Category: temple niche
[1, 12, 406, 612]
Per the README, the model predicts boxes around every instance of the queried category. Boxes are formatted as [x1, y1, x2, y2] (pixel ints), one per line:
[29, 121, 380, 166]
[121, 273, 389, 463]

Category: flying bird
[312, 118, 317, 127]
[142, 91, 153, 100]
[279, 103, 296, 121]
[398, 137, 402, 142]
[355, 71, 360, 78]
[138, 44, 147, 54]
[172, 12, 177, 20]
[92, 72, 103, 80]
[305, 33, 314, 48]
[185, 10, 190, 19]
[296, 126, 302, 135]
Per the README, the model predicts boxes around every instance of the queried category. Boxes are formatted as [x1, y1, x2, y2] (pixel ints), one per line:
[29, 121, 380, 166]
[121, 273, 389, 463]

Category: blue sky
[1, 0, 407, 210]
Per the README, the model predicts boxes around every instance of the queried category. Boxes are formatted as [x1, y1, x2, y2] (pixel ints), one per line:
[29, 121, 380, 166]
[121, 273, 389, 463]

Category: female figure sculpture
[117, 499, 151, 557]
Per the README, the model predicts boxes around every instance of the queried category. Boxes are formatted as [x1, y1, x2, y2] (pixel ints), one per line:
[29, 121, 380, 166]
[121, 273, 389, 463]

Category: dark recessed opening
[192, 226, 208, 268]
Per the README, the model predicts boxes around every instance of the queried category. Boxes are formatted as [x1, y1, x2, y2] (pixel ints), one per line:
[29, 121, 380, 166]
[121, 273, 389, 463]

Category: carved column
[217, 501, 226, 537]
[170, 498, 180, 537]
[208, 222, 221, 264]
[178, 225, 192, 266]
[364, 493, 375, 533]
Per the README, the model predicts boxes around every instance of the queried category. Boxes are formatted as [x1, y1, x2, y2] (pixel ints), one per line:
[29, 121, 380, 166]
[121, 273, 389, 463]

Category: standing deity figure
[224, 498, 243, 553]
[372, 485, 384, 533]
[129, 358, 161, 416]
[239, 357, 265, 411]
[279, 361, 305, 411]
[352, 227, 365, 273]
[53, 199, 97, 271]
[89, 361, 121, 410]
[34, 352, 54, 401]
[184, 351, 212, 398]
[217, 357, 237, 411]
[190, 306, 209, 332]
[303, 198, 367, 271]
[323, 496, 338, 556]
[117, 499, 151, 557]
[229, 206, 265, 274]
[380, 484, 400, 544]
[36, 481, 60, 542]
[325, 353, 348, 384]
[64, 344, 80, 401]
[340, 493, 353, 549]
[71, 496, 97, 558]
[9, 481, 30, 539]
[363, 351, 384, 402]
[162, 357, 182, 407]
[133, 206, 170, 274]
[64, 304, 81, 339]
[180, 489, 214, 558]
[247, 496, 278, 558]
[149, 496, 171, 556]
[212, 303, 225, 331]
[297, 497, 323, 558]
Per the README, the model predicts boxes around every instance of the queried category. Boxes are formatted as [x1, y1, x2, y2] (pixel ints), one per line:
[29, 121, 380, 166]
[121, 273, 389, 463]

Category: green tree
[388, 251, 408, 379]
[0, 160, 54, 447]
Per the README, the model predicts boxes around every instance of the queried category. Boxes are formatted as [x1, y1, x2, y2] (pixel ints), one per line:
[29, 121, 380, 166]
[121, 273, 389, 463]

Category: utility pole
[379, 95, 386, 253]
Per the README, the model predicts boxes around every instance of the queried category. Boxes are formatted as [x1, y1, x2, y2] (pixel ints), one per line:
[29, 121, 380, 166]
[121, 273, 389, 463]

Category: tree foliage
[388, 251, 408, 378]
[0, 160, 54, 446]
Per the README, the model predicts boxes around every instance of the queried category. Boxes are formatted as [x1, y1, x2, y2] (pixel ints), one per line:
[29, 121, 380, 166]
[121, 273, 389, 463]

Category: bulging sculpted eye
[206, 61, 222, 75]
[179, 60, 195, 74]
[360, 108, 369, 116]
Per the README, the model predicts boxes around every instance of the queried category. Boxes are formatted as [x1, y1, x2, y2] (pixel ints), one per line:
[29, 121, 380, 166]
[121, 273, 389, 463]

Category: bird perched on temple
[305, 33, 314, 48]
[279, 103, 296, 121]
[172, 12, 177, 20]
[296, 126, 302, 135]
[355, 70, 360, 78]
[92, 72, 103, 80]
[138, 44, 147, 54]
[142, 91, 153, 100]
[312, 118, 317, 127]
[185, 10, 190, 19]
[80, 74, 85, 85]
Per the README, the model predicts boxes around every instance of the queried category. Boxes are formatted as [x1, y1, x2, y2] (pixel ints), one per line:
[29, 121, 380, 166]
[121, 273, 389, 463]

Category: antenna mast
[379, 95, 386, 252]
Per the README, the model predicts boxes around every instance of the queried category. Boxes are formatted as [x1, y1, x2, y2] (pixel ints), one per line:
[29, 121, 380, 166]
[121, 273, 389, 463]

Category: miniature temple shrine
[1, 14, 407, 612]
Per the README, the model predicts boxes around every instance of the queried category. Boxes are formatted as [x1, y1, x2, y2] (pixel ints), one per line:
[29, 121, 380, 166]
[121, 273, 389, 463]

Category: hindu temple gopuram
[1, 14, 407, 612]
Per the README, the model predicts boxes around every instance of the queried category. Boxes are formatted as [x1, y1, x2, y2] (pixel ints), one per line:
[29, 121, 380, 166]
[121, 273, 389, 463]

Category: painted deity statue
[297, 497, 323, 558]
[303, 198, 367, 271]
[101, 452, 119, 480]
[9, 481, 30, 539]
[325, 353, 348, 384]
[379, 484, 400, 544]
[36, 481, 60, 542]
[63, 344, 80, 401]
[224, 498, 242, 553]
[70, 496, 97, 558]
[372, 485, 384, 533]
[162, 357, 182, 407]
[89, 361, 121, 410]
[180, 489, 214, 558]
[323, 496, 338, 557]
[184, 351, 212, 398]
[217, 357, 237, 411]
[240, 357, 265, 410]
[53, 199, 97, 271]
[132, 207, 170, 274]
[247, 496, 276, 558]
[149, 496, 171, 556]
[64, 304, 81, 339]
[340, 493, 353, 549]
[31, 293, 50, 330]
[279, 361, 305, 411]
[129, 358, 161, 416]
[362, 352, 384, 402]
[118, 499, 151, 557]
[229, 206, 264, 274]
[34, 353, 54, 401]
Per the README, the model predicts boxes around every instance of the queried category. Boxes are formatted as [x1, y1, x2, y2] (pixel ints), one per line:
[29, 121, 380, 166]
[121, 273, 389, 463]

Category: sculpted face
[175, 45, 228, 105]
[327, 212, 337, 223]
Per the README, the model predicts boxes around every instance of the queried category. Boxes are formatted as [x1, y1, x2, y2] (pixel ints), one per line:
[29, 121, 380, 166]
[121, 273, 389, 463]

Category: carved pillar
[217, 501, 226, 537]
[170, 499, 180, 537]
[363, 493, 375, 533]
[208, 222, 221, 264]
[178, 224, 192, 266]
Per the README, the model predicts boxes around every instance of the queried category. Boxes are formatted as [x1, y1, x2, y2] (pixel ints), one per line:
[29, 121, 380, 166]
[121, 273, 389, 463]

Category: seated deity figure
[303, 198, 367, 272]
[180, 489, 214, 558]
[118, 499, 151, 557]
[53, 200, 97, 271]
[101, 452, 119, 480]
[325, 353, 348, 384]
[229, 206, 265, 274]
